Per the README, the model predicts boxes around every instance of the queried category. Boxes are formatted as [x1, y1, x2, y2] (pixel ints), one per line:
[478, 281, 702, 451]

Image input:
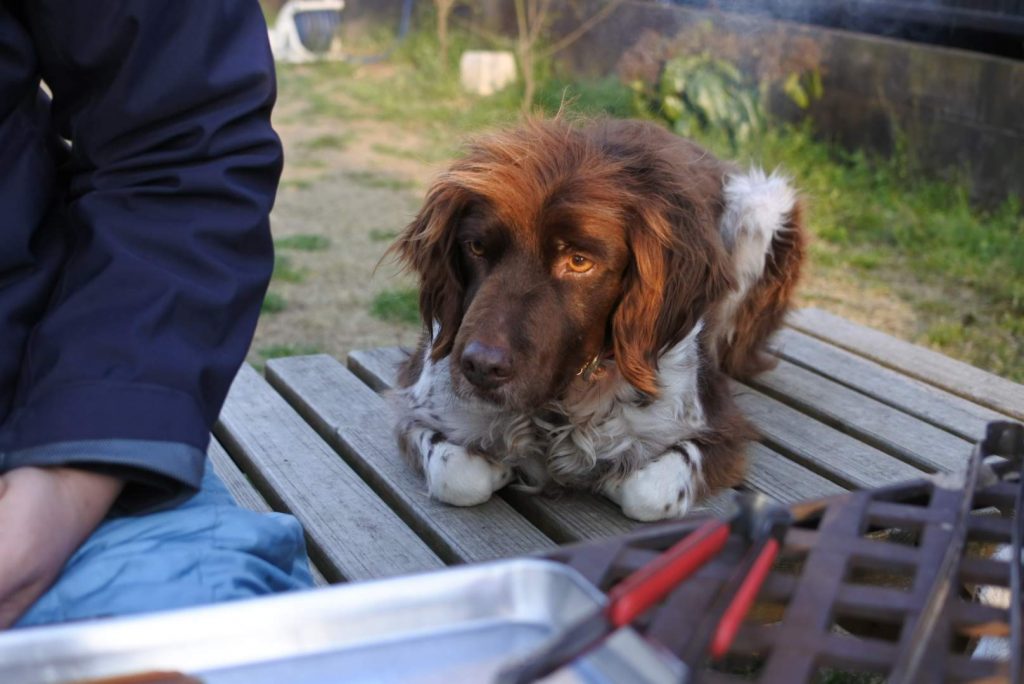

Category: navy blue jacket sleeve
[2, 1, 281, 506]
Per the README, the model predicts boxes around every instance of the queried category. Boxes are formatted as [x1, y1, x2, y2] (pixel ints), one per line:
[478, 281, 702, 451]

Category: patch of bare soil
[248, 100, 444, 365]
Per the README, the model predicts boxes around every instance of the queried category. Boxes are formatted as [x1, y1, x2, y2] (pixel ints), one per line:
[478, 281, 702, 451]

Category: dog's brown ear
[612, 203, 735, 397]
[389, 180, 469, 361]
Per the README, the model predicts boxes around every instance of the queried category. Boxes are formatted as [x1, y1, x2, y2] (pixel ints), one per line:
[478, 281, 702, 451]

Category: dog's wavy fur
[388, 118, 805, 520]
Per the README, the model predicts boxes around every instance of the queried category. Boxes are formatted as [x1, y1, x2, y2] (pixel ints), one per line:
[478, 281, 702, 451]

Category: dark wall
[337, 0, 512, 41]
[341, 0, 407, 22]
[562, 2, 1024, 204]
[667, 0, 1024, 60]
[336, 0, 408, 40]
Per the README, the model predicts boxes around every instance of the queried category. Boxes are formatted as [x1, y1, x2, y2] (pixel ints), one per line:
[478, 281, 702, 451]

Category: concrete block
[460, 50, 517, 96]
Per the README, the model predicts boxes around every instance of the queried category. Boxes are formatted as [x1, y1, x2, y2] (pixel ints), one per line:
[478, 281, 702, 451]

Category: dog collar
[576, 352, 612, 381]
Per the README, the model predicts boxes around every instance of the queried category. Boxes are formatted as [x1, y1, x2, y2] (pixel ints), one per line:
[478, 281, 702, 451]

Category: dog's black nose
[461, 341, 513, 390]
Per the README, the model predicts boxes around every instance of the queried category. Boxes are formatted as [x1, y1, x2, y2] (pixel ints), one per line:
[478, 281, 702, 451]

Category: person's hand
[0, 467, 123, 628]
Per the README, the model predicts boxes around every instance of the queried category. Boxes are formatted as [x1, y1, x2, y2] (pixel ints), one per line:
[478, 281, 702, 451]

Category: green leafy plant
[620, 22, 824, 143]
[646, 53, 764, 148]
[782, 68, 823, 110]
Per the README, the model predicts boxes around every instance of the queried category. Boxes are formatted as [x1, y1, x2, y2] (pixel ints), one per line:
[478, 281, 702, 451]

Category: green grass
[370, 288, 420, 325]
[728, 126, 1023, 313]
[261, 291, 287, 314]
[279, 178, 314, 191]
[535, 76, 638, 119]
[346, 171, 417, 191]
[301, 133, 353, 150]
[709, 124, 1024, 379]
[371, 143, 424, 161]
[272, 255, 306, 283]
[370, 228, 399, 242]
[275, 234, 331, 251]
[258, 344, 322, 360]
[814, 670, 884, 684]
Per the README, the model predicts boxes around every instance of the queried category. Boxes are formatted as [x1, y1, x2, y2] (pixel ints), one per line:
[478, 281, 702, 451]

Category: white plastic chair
[269, 0, 346, 64]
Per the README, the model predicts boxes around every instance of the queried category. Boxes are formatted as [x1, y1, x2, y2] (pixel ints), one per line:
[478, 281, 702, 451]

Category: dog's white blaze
[395, 348, 543, 482]
[410, 342, 436, 403]
[544, 321, 707, 479]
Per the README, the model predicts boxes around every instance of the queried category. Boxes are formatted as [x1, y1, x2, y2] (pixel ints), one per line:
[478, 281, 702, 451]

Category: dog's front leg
[398, 422, 513, 506]
[601, 443, 706, 521]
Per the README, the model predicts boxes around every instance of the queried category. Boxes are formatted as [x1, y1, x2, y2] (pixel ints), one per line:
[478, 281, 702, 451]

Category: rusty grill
[546, 422, 1024, 683]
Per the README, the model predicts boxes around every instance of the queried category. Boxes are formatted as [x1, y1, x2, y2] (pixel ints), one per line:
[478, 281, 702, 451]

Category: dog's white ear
[391, 182, 471, 361]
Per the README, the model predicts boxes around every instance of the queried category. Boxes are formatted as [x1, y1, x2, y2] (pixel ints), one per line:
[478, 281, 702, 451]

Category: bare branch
[531, 0, 554, 44]
[540, 0, 625, 58]
[434, 0, 458, 66]
[453, 15, 510, 48]
[514, 0, 529, 47]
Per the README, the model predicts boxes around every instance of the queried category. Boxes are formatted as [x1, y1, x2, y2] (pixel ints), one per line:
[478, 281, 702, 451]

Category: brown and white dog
[389, 118, 804, 521]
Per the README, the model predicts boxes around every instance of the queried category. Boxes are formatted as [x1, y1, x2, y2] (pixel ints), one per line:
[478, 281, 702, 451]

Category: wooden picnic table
[210, 307, 1024, 586]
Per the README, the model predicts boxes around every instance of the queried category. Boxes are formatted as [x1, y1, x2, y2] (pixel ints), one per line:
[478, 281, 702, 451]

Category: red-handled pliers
[690, 495, 792, 664]
[494, 493, 791, 684]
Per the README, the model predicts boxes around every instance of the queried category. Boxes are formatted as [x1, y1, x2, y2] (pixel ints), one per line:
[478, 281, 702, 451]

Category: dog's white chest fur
[395, 324, 708, 493]
[539, 323, 707, 487]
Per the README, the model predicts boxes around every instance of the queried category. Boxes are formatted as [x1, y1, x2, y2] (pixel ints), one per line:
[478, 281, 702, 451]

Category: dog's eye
[567, 254, 593, 274]
[465, 240, 485, 257]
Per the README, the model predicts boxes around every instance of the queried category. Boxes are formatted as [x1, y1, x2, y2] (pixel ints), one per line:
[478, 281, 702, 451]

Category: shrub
[621, 22, 823, 146]
[650, 54, 763, 147]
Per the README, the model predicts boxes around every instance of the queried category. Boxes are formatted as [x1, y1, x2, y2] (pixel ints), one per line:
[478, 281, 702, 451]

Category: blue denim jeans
[15, 465, 314, 628]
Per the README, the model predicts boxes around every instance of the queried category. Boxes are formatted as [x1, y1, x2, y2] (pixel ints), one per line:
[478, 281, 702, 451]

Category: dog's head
[392, 118, 734, 410]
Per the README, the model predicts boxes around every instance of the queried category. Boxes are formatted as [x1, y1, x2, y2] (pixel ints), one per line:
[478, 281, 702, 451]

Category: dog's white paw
[602, 445, 703, 521]
[424, 440, 512, 506]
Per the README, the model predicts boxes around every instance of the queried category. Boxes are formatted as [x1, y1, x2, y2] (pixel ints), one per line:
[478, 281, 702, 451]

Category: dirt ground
[249, 73, 990, 372]
[248, 94, 440, 365]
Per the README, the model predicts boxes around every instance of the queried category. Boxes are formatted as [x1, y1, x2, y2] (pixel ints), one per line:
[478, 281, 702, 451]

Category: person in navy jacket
[0, 1, 313, 628]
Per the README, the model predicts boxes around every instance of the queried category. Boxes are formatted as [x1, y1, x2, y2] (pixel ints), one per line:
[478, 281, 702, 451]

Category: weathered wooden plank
[214, 365, 443, 582]
[787, 307, 1024, 421]
[348, 348, 844, 531]
[751, 358, 972, 473]
[771, 328, 1007, 442]
[267, 354, 557, 558]
[732, 383, 926, 489]
[744, 443, 846, 504]
[347, 346, 407, 393]
[207, 439, 330, 587]
[207, 438, 274, 514]
[347, 346, 407, 389]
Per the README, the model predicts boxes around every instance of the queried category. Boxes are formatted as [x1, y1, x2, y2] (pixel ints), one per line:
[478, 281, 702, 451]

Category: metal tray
[0, 559, 683, 684]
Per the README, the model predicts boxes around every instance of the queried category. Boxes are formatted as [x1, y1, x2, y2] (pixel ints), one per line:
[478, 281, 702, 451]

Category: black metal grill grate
[545, 426, 1023, 683]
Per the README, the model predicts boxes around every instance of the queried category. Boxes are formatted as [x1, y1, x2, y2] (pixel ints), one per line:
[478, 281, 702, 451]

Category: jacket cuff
[1, 439, 206, 513]
[2, 381, 210, 450]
